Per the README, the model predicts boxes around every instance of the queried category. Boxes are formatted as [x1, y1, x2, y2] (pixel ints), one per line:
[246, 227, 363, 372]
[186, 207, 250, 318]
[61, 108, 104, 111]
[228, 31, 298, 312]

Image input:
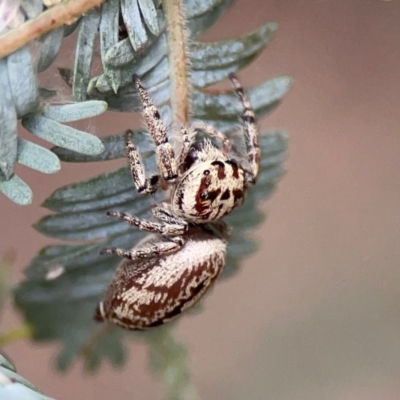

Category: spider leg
[134, 75, 178, 184]
[151, 205, 188, 227]
[189, 121, 233, 155]
[101, 209, 187, 260]
[105, 210, 187, 236]
[100, 239, 183, 261]
[125, 130, 160, 194]
[228, 72, 260, 184]
[177, 126, 193, 172]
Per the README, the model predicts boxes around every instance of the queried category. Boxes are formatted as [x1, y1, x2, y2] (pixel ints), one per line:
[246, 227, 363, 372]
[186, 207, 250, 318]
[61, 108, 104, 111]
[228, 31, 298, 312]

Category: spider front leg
[134, 75, 178, 183]
[126, 130, 159, 194]
[228, 72, 260, 184]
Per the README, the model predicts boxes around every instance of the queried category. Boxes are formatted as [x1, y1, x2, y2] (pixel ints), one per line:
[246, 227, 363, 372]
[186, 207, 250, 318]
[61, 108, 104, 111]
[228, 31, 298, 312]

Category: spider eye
[200, 192, 207, 199]
[203, 170, 210, 176]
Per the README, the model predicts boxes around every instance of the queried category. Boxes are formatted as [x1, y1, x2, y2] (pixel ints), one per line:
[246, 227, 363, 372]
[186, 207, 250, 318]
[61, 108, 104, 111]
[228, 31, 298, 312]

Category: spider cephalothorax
[96, 73, 260, 329]
[171, 141, 246, 223]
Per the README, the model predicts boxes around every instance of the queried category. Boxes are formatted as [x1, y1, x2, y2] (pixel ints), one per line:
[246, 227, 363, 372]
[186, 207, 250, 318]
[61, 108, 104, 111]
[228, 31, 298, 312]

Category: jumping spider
[95, 73, 260, 329]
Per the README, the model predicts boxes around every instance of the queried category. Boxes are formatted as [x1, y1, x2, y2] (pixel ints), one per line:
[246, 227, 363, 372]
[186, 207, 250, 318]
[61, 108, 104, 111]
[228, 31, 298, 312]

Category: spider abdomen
[172, 159, 245, 223]
[94, 232, 226, 330]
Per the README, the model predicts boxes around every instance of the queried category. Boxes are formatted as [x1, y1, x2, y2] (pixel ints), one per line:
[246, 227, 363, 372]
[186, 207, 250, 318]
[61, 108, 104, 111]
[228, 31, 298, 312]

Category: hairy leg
[100, 239, 183, 260]
[228, 72, 260, 184]
[105, 210, 187, 236]
[134, 75, 178, 183]
[151, 205, 188, 228]
[125, 129, 159, 194]
[100, 208, 187, 260]
[177, 126, 193, 173]
[190, 121, 232, 155]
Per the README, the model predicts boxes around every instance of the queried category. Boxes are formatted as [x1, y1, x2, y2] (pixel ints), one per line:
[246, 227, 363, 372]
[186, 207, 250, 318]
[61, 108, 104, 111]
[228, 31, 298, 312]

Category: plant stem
[0, 250, 15, 325]
[0, 0, 105, 59]
[79, 322, 115, 359]
[146, 326, 201, 400]
[0, 324, 33, 346]
[164, 0, 191, 126]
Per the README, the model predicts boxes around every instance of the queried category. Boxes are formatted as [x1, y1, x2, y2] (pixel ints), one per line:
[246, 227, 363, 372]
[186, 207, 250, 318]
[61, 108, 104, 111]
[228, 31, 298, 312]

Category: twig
[0, 324, 33, 346]
[146, 326, 201, 400]
[79, 322, 115, 359]
[164, 0, 191, 126]
[0, 250, 15, 325]
[0, 0, 105, 59]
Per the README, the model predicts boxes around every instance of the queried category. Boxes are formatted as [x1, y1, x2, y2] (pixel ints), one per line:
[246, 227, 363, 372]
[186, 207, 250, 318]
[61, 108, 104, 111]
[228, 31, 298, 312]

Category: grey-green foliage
[146, 327, 202, 400]
[11, 0, 291, 387]
[14, 130, 288, 372]
[0, 354, 55, 400]
[0, 3, 107, 206]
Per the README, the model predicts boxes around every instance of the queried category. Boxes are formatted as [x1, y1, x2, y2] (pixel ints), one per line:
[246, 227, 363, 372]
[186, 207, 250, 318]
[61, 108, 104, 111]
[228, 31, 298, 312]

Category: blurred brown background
[2, 0, 400, 399]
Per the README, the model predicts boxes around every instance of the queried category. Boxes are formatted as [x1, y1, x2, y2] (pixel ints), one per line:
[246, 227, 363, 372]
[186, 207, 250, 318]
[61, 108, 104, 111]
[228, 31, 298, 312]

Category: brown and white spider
[95, 73, 260, 329]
